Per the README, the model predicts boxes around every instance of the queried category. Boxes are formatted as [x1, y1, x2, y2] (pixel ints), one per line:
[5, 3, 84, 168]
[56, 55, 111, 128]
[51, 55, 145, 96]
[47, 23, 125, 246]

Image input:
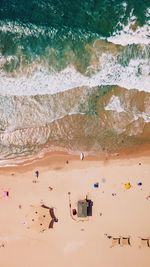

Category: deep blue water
[0, 0, 149, 63]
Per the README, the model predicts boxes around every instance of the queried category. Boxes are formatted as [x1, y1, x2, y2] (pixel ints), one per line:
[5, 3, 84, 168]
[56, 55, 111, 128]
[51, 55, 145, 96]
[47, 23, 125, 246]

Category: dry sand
[0, 152, 150, 267]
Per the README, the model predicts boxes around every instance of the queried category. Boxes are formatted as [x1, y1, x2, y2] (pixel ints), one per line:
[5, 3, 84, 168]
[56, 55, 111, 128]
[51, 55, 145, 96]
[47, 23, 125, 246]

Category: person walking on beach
[35, 170, 39, 178]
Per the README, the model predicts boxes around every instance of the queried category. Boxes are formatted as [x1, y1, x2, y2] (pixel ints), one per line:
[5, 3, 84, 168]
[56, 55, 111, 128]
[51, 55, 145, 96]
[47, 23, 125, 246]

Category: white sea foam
[0, 53, 150, 95]
[146, 7, 150, 18]
[105, 95, 125, 112]
[133, 112, 150, 123]
[108, 24, 150, 46]
[105, 96, 150, 123]
[0, 20, 58, 38]
[107, 8, 150, 46]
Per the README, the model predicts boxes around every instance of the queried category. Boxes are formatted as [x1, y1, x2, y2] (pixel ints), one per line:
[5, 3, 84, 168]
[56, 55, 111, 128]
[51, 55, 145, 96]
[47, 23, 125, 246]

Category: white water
[0, 20, 58, 38]
[105, 95, 150, 123]
[0, 53, 150, 95]
[108, 23, 150, 46]
[108, 9, 150, 46]
[105, 95, 125, 112]
[133, 112, 150, 123]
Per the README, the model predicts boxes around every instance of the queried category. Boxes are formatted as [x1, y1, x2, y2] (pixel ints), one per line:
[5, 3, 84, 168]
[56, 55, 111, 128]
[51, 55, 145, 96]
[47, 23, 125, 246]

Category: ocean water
[0, 0, 150, 163]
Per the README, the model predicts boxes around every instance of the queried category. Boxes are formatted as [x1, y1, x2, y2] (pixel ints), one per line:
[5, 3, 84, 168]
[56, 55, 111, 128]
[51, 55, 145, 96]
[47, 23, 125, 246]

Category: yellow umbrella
[124, 182, 132, 190]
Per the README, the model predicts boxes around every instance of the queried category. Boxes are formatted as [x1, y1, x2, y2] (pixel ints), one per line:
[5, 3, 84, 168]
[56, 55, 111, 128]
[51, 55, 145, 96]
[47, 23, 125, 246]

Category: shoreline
[0, 143, 150, 173]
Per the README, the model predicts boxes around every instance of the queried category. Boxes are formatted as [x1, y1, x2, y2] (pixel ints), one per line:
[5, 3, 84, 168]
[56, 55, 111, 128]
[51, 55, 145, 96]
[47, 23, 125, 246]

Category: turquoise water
[0, 0, 149, 35]
[0, 1, 150, 162]
[0, 0, 149, 77]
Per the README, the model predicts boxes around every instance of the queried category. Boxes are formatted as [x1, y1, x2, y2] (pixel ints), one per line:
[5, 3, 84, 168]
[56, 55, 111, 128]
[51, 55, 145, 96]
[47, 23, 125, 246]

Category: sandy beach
[1, 1, 150, 267]
[0, 151, 150, 267]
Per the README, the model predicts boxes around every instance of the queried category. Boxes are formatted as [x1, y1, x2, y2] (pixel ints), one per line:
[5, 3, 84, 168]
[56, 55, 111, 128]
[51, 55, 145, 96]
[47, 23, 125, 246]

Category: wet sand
[0, 150, 150, 267]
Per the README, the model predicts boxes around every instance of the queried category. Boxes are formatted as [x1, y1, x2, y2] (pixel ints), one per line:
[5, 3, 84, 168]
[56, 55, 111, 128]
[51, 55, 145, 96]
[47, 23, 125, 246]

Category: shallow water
[0, 1, 149, 162]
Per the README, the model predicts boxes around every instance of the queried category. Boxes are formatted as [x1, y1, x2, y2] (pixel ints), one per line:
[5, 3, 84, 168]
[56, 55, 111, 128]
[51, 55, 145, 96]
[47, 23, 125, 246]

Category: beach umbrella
[124, 182, 131, 190]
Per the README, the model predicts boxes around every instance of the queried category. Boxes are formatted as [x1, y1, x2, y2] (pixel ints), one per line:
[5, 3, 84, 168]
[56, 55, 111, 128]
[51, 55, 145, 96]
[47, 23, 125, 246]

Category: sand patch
[64, 240, 85, 253]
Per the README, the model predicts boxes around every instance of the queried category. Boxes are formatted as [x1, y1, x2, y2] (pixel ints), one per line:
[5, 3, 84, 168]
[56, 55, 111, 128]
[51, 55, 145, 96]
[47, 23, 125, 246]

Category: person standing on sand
[35, 170, 39, 178]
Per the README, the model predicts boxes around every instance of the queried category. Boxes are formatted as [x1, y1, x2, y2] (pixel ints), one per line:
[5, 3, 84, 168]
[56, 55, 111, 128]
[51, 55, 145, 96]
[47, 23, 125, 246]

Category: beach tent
[139, 237, 150, 248]
[77, 198, 93, 217]
[2, 191, 9, 198]
[26, 204, 58, 232]
[77, 200, 88, 217]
